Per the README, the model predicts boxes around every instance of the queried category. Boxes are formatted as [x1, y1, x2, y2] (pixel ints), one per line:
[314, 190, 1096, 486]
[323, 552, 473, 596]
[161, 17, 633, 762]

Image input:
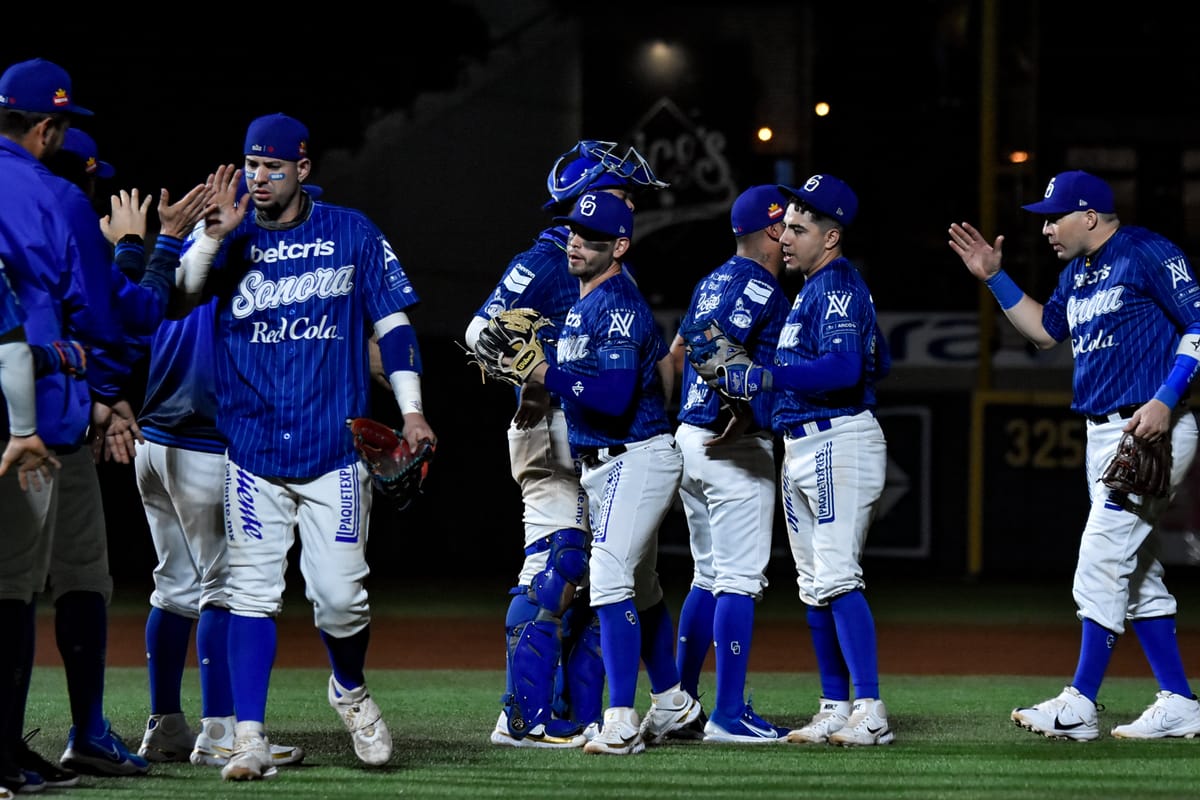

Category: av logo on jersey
[607, 310, 635, 338]
[1166, 257, 1193, 288]
[824, 292, 851, 320]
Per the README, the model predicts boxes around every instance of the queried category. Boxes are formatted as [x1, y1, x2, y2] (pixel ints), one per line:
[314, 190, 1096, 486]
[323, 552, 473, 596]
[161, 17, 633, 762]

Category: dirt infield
[35, 613, 1200, 677]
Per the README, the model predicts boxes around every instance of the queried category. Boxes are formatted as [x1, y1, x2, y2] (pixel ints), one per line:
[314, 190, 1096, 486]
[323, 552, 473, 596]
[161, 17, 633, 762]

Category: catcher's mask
[543, 139, 668, 210]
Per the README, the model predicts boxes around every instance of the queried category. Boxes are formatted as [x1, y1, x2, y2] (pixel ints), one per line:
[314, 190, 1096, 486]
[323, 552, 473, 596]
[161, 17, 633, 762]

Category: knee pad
[530, 528, 589, 617]
[504, 616, 562, 737]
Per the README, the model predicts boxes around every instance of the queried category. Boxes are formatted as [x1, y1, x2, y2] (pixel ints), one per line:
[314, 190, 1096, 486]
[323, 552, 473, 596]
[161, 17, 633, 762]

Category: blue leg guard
[504, 528, 590, 738]
[562, 601, 604, 728]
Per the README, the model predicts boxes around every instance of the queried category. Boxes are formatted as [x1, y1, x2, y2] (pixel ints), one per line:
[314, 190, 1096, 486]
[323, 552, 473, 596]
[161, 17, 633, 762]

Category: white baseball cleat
[638, 683, 702, 744]
[328, 675, 393, 765]
[1011, 686, 1099, 741]
[583, 707, 645, 755]
[219, 732, 277, 781]
[828, 698, 895, 746]
[786, 698, 851, 744]
[191, 716, 304, 767]
[138, 712, 196, 763]
[1112, 691, 1200, 739]
[489, 711, 586, 749]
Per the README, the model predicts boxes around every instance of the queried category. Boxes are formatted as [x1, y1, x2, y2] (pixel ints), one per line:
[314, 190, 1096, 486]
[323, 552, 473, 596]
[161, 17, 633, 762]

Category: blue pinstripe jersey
[1040, 226, 1200, 416]
[138, 297, 224, 455]
[196, 200, 421, 478]
[554, 270, 671, 447]
[472, 226, 573, 406]
[677, 255, 788, 431]
[773, 257, 885, 433]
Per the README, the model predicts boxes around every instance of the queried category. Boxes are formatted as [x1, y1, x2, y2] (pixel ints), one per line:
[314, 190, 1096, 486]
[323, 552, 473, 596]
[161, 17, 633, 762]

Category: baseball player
[671, 185, 791, 742]
[176, 113, 436, 781]
[0, 58, 156, 789]
[63, 177, 307, 770]
[702, 175, 894, 746]
[950, 170, 1200, 740]
[507, 191, 697, 755]
[464, 140, 667, 747]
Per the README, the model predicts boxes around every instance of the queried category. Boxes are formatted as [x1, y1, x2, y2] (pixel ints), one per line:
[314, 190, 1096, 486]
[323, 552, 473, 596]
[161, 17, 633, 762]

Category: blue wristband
[984, 270, 1023, 310]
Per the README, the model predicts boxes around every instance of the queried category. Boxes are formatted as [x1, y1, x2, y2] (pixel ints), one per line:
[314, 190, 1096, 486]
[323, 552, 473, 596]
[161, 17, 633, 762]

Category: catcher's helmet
[543, 139, 668, 210]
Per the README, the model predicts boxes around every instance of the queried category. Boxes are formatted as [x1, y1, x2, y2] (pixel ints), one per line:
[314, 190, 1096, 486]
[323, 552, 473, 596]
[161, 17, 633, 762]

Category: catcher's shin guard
[562, 605, 604, 728]
[505, 616, 562, 737]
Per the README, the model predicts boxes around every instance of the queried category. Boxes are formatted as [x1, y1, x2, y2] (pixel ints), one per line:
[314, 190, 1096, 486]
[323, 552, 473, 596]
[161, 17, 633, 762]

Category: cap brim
[553, 218, 618, 241]
[96, 162, 115, 179]
[67, 104, 93, 117]
[1021, 200, 1071, 213]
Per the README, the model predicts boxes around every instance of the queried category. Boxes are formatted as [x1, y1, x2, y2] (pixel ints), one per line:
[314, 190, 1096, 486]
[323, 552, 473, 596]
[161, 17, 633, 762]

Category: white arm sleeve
[177, 232, 221, 294]
[0, 340, 38, 436]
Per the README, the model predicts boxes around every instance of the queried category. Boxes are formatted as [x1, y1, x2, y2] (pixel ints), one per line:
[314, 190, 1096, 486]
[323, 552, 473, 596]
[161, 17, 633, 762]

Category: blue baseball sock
[638, 600, 681, 694]
[228, 614, 277, 724]
[830, 590, 880, 700]
[321, 627, 370, 690]
[1131, 616, 1192, 697]
[197, 606, 233, 718]
[597, 600, 640, 708]
[714, 593, 754, 719]
[806, 605, 850, 701]
[675, 587, 716, 699]
[145, 607, 193, 715]
[54, 590, 108, 738]
[1071, 618, 1118, 702]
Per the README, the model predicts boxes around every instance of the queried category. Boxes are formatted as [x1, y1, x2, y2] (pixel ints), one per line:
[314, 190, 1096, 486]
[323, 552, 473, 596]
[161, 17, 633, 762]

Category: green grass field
[21, 573, 1200, 799]
[21, 667, 1200, 800]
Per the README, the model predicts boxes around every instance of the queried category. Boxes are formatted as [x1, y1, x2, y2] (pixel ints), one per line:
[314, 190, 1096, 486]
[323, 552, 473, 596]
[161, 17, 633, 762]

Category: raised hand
[158, 182, 212, 239]
[948, 221, 1006, 281]
[201, 163, 250, 239]
[100, 188, 152, 245]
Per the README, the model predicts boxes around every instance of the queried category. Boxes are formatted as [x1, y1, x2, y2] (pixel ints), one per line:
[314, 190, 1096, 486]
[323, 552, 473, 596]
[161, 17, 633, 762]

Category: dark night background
[9, 2, 1200, 587]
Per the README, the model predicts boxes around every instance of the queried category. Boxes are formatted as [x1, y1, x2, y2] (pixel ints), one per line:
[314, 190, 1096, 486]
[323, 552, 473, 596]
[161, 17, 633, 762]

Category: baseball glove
[1101, 431, 1171, 498]
[680, 319, 754, 383]
[347, 417, 435, 510]
[467, 308, 553, 386]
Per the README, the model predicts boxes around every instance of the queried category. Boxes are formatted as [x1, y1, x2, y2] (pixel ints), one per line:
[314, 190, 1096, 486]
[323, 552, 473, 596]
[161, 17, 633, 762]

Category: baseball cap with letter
[777, 173, 858, 225]
[731, 185, 786, 235]
[61, 129, 115, 178]
[1021, 170, 1114, 215]
[0, 58, 92, 116]
[553, 191, 634, 240]
[244, 113, 309, 161]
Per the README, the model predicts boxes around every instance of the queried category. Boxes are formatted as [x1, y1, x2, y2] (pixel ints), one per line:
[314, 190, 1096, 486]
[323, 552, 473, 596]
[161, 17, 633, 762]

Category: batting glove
[714, 363, 771, 401]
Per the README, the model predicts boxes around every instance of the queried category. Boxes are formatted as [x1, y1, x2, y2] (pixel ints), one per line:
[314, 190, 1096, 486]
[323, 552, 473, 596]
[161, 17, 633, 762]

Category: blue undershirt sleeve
[767, 350, 861, 393]
[544, 367, 637, 416]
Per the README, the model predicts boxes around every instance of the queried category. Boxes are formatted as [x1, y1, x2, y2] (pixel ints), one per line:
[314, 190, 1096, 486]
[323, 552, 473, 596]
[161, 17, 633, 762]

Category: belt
[1084, 404, 1140, 424]
[577, 443, 627, 468]
[783, 418, 834, 438]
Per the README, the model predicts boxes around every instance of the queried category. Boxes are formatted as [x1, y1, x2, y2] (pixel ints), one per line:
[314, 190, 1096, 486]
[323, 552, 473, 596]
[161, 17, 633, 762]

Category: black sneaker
[17, 732, 79, 789]
[666, 707, 708, 741]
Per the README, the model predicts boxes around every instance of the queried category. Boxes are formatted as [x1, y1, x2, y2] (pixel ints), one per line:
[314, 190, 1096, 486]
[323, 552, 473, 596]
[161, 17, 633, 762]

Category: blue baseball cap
[553, 191, 634, 240]
[778, 173, 858, 225]
[62, 129, 114, 178]
[1022, 170, 1115, 214]
[731, 185, 786, 235]
[0, 58, 92, 116]
[244, 113, 309, 161]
